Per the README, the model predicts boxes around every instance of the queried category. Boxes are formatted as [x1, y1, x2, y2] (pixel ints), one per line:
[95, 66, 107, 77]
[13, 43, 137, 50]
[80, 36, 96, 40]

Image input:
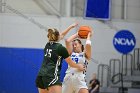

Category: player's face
[73, 41, 82, 53]
[93, 74, 96, 79]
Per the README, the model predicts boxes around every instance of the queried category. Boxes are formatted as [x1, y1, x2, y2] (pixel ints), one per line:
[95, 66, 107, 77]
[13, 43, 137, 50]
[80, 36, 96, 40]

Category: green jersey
[38, 42, 69, 77]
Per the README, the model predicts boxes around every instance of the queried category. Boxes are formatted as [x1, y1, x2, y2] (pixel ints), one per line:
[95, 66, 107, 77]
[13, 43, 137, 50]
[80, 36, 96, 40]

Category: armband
[86, 40, 91, 45]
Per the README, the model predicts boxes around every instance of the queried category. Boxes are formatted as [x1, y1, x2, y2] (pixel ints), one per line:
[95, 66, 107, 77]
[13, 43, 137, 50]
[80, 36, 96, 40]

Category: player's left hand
[77, 63, 86, 71]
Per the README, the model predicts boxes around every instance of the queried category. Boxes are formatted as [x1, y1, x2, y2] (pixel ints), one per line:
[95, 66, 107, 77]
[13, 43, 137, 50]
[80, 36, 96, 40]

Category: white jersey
[66, 52, 88, 74]
[63, 52, 89, 93]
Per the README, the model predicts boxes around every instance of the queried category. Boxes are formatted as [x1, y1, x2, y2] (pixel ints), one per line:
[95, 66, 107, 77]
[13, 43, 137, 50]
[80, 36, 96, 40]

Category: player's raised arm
[65, 32, 79, 55]
[59, 22, 78, 40]
[85, 31, 92, 60]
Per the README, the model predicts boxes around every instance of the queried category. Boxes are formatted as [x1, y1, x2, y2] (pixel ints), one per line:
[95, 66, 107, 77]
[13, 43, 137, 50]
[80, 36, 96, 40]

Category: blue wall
[0, 47, 67, 93]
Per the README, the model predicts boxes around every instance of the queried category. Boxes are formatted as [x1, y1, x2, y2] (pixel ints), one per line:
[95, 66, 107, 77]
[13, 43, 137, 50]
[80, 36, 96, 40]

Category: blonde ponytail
[47, 28, 60, 41]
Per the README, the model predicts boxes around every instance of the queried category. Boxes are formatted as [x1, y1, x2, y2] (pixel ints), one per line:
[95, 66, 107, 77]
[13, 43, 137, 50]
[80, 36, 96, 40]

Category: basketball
[78, 26, 91, 39]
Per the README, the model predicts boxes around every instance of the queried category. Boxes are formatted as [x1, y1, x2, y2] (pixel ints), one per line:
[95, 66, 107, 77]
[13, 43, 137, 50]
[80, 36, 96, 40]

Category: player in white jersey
[62, 29, 92, 93]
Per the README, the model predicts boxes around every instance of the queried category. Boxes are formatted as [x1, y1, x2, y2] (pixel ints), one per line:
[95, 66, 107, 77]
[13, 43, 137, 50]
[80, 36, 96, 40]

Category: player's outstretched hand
[77, 64, 85, 71]
[69, 22, 78, 28]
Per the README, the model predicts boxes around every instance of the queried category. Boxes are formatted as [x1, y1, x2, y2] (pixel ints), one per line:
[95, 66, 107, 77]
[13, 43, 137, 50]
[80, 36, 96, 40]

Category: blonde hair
[47, 28, 60, 41]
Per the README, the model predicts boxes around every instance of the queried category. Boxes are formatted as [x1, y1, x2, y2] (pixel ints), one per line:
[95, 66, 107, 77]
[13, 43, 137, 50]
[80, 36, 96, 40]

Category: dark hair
[47, 28, 60, 41]
[73, 39, 84, 52]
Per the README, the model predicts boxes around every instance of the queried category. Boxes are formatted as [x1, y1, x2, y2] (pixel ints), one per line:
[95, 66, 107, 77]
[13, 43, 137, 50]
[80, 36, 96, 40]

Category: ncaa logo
[113, 30, 136, 54]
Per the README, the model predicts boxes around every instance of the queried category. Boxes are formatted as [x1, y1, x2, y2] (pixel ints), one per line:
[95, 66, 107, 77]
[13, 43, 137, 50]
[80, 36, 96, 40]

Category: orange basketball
[78, 26, 91, 39]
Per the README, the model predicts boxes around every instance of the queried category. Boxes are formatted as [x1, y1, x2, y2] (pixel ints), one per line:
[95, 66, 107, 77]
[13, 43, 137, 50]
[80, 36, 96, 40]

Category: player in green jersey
[36, 23, 85, 93]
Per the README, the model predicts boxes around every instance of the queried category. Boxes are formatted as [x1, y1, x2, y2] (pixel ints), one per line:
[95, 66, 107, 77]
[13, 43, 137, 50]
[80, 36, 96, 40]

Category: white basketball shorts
[62, 73, 88, 93]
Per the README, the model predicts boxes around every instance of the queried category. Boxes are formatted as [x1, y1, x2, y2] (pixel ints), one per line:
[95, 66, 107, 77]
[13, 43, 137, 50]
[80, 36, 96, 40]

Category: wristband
[86, 40, 91, 45]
